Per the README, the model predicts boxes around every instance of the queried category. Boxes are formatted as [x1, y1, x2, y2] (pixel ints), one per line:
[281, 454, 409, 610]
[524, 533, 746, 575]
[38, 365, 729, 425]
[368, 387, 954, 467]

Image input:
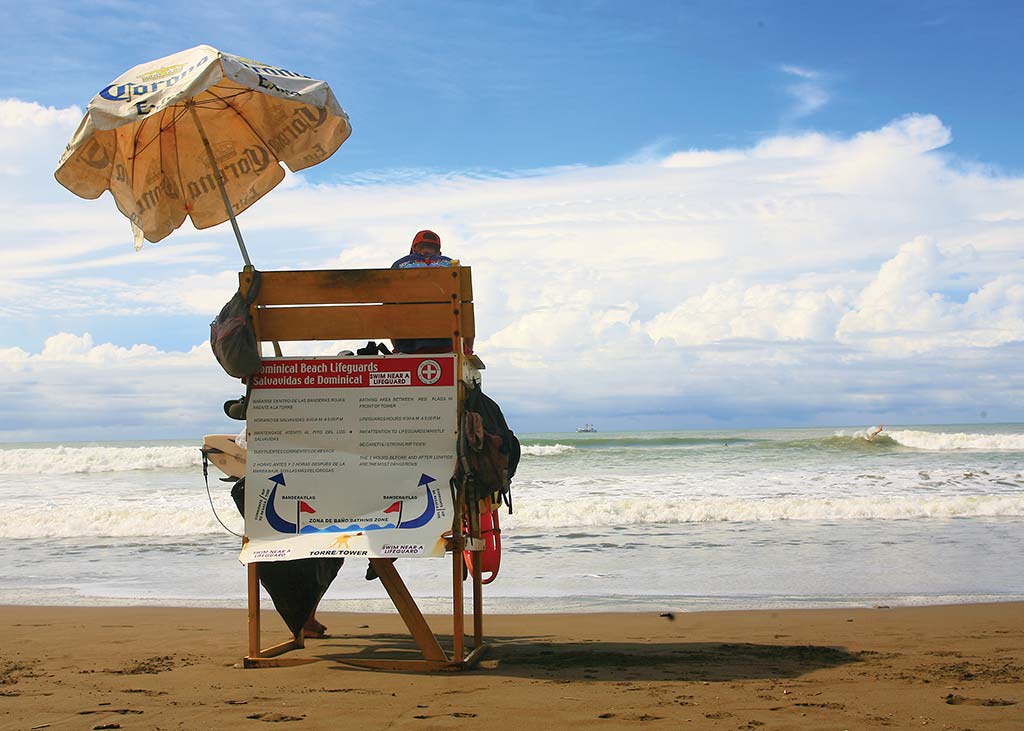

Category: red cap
[411, 230, 441, 252]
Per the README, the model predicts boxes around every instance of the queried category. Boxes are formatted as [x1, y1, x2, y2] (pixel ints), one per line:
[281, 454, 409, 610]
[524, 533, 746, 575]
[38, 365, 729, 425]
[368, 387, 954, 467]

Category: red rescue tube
[464, 506, 501, 584]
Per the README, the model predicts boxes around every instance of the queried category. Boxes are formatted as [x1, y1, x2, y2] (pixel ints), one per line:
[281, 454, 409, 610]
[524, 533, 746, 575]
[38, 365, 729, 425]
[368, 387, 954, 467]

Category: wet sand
[1, 602, 1021, 730]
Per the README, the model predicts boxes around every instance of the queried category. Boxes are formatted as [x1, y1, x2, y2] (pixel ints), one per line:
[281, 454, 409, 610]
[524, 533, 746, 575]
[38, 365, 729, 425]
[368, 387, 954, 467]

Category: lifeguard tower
[206, 263, 496, 671]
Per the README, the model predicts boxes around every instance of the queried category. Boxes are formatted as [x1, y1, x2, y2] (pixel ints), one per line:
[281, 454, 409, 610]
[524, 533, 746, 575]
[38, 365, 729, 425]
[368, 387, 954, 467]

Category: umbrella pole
[188, 104, 253, 268]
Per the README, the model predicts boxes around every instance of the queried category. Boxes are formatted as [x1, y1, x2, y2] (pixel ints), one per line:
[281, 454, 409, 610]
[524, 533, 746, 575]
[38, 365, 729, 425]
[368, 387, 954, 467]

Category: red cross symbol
[417, 360, 441, 383]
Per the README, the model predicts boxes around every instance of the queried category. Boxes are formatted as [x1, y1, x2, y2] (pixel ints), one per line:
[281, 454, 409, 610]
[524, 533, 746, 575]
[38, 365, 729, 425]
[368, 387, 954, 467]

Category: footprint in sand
[247, 712, 305, 722]
[78, 709, 143, 716]
[106, 655, 176, 675]
[122, 688, 168, 696]
[944, 694, 1017, 706]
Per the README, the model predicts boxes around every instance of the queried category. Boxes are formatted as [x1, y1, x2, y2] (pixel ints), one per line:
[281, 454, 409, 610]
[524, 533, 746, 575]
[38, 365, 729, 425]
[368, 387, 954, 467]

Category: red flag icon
[383, 501, 402, 514]
[299, 501, 316, 514]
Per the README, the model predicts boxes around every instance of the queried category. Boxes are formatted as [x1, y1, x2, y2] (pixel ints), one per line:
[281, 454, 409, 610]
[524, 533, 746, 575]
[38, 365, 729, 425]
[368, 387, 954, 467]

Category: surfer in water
[866, 424, 884, 441]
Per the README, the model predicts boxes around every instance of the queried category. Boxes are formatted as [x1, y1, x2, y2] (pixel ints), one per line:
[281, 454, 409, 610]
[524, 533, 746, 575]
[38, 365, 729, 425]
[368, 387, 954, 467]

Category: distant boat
[576, 423, 597, 433]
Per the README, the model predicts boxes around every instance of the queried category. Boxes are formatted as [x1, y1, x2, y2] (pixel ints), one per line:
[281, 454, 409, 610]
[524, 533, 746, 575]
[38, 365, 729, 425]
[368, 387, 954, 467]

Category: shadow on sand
[311, 632, 859, 681]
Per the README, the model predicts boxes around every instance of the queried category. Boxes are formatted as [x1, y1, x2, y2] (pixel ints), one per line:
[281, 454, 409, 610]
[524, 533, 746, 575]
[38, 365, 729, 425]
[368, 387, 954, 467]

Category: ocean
[1, 424, 1022, 614]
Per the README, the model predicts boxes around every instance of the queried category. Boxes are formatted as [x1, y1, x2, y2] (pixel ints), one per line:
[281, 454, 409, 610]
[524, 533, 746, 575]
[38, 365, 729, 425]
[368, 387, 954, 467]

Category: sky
[1, 0, 1023, 440]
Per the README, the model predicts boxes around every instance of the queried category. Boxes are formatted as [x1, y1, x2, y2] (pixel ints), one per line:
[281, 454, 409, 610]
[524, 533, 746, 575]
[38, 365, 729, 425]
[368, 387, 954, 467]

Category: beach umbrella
[55, 45, 352, 266]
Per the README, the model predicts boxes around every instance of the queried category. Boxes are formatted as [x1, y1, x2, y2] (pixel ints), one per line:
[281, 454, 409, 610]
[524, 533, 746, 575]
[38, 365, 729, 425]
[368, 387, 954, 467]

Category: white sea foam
[521, 444, 576, 456]
[0, 445, 202, 474]
[506, 494, 1024, 529]
[886, 430, 1024, 451]
[7, 494, 1021, 538]
[0, 506, 241, 539]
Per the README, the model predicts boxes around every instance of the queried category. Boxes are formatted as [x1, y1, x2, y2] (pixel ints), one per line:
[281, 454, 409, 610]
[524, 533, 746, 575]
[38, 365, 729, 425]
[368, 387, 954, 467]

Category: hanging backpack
[210, 270, 262, 378]
[459, 385, 520, 513]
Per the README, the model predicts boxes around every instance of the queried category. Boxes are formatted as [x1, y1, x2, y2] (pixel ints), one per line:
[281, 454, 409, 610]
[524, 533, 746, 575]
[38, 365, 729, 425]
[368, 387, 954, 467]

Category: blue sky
[2, 1, 1023, 439]
[7, 1, 1023, 173]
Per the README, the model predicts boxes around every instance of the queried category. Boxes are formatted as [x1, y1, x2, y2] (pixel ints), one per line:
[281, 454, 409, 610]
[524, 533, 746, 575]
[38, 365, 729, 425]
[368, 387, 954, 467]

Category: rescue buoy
[464, 503, 501, 584]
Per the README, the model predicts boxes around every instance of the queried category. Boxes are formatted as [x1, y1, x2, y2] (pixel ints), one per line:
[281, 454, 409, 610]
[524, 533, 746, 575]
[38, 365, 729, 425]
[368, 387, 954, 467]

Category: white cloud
[647, 279, 853, 345]
[837, 237, 1024, 354]
[0, 332, 240, 441]
[0, 99, 81, 163]
[780, 64, 830, 118]
[780, 65, 821, 80]
[661, 149, 746, 168]
[2, 104, 1024, 435]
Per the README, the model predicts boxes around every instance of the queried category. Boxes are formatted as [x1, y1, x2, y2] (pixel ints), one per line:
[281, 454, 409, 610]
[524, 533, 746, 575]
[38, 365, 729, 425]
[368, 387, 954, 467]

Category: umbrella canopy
[55, 44, 352, 262]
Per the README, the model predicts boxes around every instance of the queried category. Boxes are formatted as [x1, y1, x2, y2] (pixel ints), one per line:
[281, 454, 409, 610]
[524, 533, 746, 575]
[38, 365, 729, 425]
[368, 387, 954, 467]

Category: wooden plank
[459, 267, 473, 303]
[453, 548, 465, 662]
[257, 268, 467, 306]
[455, 643, 489, 670]
[460, 304, 475, 341]
[247, 563, 260, 659]
[239, 269, 257, 299]
[256, 303, 474, 342]
[243, 656, 322, 669]
[334, 658, 454, 672]
[472, 551, 483, 648]
[257, 638, 303, 658]
[369, 559, 448, 662]
[450, 450, 467, 661]
[244, 649, 487, 672]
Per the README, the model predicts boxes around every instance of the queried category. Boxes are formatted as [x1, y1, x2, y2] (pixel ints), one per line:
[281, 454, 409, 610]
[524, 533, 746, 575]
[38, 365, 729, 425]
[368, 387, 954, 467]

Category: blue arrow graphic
[398, 474, 437, 529]
[264, 474, 298, 534]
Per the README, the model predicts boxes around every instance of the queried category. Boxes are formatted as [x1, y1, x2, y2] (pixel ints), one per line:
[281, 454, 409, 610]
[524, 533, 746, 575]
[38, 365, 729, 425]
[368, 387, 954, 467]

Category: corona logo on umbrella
[54, 44, 352, 264]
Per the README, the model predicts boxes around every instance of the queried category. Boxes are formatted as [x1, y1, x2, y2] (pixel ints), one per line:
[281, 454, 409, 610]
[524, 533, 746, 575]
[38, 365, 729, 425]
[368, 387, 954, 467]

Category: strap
[242, 269, 262, 308]
[199, 447, 243, 538]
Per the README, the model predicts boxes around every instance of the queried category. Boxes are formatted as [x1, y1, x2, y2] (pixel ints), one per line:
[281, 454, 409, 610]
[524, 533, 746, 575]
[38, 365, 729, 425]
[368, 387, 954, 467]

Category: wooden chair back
[239, 265, 474, 347]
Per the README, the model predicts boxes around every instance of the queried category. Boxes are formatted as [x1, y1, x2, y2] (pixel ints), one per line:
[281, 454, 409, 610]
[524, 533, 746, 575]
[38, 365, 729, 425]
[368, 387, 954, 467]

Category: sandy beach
[1, 602, 1021, 730]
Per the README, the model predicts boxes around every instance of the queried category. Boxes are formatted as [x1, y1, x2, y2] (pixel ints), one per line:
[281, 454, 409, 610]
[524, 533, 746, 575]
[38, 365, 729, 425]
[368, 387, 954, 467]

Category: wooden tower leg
[371, 558, 448, 662]
[453, 545, 465, 661]
[247, 562, 261, 658]
[472, 550, 483, 647]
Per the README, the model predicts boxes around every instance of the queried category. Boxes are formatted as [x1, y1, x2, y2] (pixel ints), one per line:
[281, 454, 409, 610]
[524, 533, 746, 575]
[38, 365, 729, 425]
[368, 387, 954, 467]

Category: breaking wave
[521, 444, 576, 457]
[525, 435, 758, 449]
[1, 427, 1021, 478]
[508, 494, 1024, 529]
[3, 494, 1021, 539]
[0, 505, 241, 539]
[886, 430, 1024, 451]
[0, 445, 202, 475]
[760, 430, 1024, 453]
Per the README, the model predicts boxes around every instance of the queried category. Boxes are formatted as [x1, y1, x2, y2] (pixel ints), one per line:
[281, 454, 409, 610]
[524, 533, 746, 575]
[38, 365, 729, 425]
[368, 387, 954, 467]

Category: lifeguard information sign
[238, 355, 458, 564]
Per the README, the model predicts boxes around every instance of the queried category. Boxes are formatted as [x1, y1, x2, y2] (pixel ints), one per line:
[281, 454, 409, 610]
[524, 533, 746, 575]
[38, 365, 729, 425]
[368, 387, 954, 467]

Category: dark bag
[210, 270, 262, 378]
[230, 477, 342, 639]
[356, 341, 392, 355]
[459, 385, 520, 513]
